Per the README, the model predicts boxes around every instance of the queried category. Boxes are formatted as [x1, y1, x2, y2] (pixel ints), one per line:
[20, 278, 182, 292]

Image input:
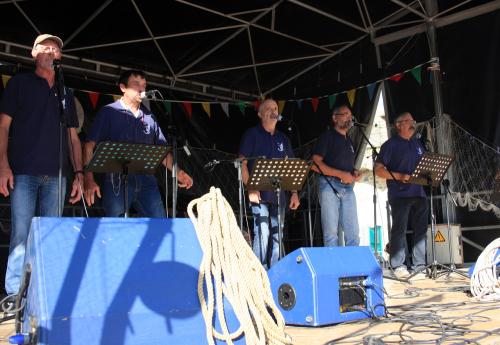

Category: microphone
[140, 90, 158, 100]
[52, 59, 62, 69]
[203, 160, 219, 171]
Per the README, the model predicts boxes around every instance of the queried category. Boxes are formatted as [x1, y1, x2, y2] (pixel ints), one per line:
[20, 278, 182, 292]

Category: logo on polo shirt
[417, 147, 423, 155]
[143, 123, 151, 134]
[277, 142, 284, 152]
[350, 144, 354, 153]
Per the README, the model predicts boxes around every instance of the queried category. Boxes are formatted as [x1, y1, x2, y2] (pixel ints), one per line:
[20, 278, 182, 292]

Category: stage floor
[1, 270, 499, 344]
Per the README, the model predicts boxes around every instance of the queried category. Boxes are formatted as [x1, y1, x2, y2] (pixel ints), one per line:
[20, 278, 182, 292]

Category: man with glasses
[375, 112, 428, 278]
[312, 105, 361, 247]
[0, 34, 83, 296]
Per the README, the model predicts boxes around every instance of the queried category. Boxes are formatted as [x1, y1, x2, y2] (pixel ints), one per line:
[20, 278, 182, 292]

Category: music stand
[405, 152, 465, 280]
[85, 141, 168, 218]
[247, 158, 309, 260]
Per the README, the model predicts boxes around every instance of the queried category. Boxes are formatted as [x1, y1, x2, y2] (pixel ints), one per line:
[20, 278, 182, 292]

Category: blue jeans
[251, 203, 284, 269]
[6, 175, 65, 294]
[389, 197, 428, 270]
[318, 176, 360, 247]
[102, 173, 166, 218]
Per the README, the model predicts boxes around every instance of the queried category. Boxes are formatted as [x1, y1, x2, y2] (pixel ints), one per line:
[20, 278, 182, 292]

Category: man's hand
[69, 174, 83, 204]
[340, 171, 356, 184]
[0, 166, 13, 197]
[248, 190, 260, 204]
[289, 192, 300, 210]
[84, 174, 101, 206]
[353, 169, 362, 182]
[177, 170, 193, 189]
[396, 172, 411, 183]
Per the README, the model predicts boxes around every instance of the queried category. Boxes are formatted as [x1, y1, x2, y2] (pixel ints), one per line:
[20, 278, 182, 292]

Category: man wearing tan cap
[0, 34, 83, 295]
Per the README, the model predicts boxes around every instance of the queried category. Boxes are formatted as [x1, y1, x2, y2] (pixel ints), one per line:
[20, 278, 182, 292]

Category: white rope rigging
[187, 187, 292, 345]
[470, 238, 500, 301]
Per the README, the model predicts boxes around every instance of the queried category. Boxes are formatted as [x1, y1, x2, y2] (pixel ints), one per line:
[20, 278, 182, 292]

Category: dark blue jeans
[7, 175, 65, 294]
[389, 197, 428, 270]
[102, 173, 166, 218]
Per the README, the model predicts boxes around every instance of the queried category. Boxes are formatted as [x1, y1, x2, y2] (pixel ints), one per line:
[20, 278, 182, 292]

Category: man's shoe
[392, 266, 410, 278]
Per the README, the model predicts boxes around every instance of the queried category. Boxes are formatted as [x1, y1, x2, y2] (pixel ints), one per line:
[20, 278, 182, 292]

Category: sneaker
[409, 267, 427, 281]
[392, 266, 410, 278]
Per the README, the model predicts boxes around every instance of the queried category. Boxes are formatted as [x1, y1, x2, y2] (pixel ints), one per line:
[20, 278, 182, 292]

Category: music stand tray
[247, 158, 310, 260]
[409, 152, 453, 187]
[247, 158, 310, 192]
[85, 141, 168, 217]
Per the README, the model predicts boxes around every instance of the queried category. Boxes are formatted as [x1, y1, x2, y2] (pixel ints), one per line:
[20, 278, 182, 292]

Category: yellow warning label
[435, 230, 446, 243]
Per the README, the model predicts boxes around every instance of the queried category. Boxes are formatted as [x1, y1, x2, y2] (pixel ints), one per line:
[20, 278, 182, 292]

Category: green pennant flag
[162, 101, 172, 114]
[238, 102, 245, 114]
[411, 66, 422, 86]
[328, 94, 336, 110]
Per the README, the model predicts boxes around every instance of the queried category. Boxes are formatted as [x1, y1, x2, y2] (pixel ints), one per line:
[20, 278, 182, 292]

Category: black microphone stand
[53, 60, 67, 217]
[354, 123, 405, 281]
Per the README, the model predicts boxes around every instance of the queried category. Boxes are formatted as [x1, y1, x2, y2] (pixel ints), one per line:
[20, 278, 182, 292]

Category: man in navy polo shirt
[312, 105, 361, 247]
[375, 112, 428, 277]
[0, 34, 84, 295]
[239, 99, 300, 269]
[83, 70, 193, 217]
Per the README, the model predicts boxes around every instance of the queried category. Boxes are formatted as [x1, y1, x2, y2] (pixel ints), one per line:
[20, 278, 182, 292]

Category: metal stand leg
[275, 185, 284, 260]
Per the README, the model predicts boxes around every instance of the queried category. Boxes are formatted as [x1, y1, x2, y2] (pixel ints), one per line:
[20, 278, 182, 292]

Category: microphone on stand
[140, 90, 159, 100]
[203, 160, 219, 171]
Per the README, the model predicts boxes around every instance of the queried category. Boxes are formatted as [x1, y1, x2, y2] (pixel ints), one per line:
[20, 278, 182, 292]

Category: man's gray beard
[339, 120, 352, 130]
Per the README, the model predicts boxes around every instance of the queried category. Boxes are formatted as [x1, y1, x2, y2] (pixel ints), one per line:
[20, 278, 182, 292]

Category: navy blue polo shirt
[87, 100, 167, 145]
[239, 124, 294, 204]
[312, 128, 355, 172]
[377, 135, 426, 201]
[0, 72, 78, 175]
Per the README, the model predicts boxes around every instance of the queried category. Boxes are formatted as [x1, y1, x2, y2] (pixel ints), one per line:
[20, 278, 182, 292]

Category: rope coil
[187, 187, 292, 345]
[470, 238, 500, 301]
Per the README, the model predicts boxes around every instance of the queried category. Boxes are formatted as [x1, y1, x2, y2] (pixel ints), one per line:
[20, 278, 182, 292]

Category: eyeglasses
[396, 119, 417, 125]
[36, 44, 61, 54]
[334, 112, 352, 117]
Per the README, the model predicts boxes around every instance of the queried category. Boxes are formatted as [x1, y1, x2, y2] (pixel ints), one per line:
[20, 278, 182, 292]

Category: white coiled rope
[187, 187, 292, 345]
[470, 238, 500, 301]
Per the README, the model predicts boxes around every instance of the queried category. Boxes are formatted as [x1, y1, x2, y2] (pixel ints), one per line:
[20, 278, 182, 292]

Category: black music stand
[405, 152, 465, 280]
[247, 158, 310, 260]
[85, 141, 168, 218]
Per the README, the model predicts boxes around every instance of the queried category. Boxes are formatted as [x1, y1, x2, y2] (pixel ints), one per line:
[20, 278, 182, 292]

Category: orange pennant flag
[311, 98, 319, 112]
[202, 102, 211, 117]
[278, 100, 286, 115]
[182, 102, 192, 119]
[2, 75, 11, 88]
[88, 92, 100, 110]
[347, 89, 356, 107]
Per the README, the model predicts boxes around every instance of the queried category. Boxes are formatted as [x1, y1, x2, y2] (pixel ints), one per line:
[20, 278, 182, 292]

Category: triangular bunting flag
[112, 94, 121, 102]
[182, 102, 192, 119]
[1, 75, 10, 88]
[296, 100, 302, 109]
[238, 102, 246, 114]
[389, 73, 404, 82]
[429, 72, 435, 85]
[347, 89, 356, 107]
[278, 100, 286, 115]
[311, 98, 319, 112]
[88, 92, 100, 110]
[328, 94, 336, 110]
[162, 101, 172, 114]
[202, 102, 211, 117]
[367, 83, 377, 100]
[253, 100, 260, 111]
[411, 66, 422, 86]
[221, 103, 229, 117]
[142, 98, 150, 110]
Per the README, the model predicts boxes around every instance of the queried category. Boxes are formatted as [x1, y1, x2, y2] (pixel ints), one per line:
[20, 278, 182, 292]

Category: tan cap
[33, 34, 63, 50]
